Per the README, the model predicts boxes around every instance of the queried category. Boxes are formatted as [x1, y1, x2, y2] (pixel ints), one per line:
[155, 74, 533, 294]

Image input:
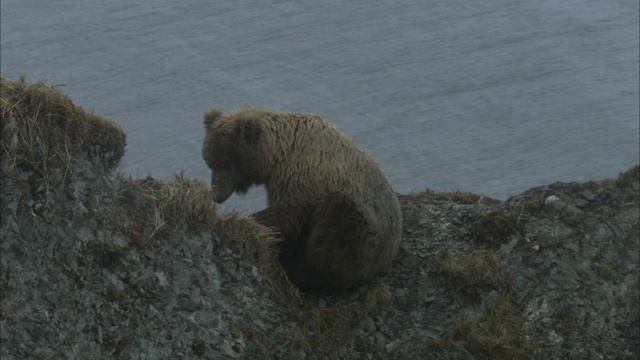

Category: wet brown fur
[202, 107, 402, 289]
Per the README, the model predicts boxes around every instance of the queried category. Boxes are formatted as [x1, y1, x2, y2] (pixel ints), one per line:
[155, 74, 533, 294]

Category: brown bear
[202, 106, 402, 289]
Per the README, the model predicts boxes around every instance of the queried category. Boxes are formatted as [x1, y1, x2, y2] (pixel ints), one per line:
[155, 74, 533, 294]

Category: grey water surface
[2, 0, 638, 212]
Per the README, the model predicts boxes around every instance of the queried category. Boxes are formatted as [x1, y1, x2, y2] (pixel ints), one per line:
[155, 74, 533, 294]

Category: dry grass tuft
[404, 189, 501, 205]
[550, 306, 577, 336]
[521, 188, 548, 213]
[430, 248, 503, 300]
[86, 242, 130, 270]
[470, 208, 526, 247]
[1, 303, 9, 320]
[0, 76, 126, 178]
[429, 296, 539, 358]
[129, 174, 219, 239]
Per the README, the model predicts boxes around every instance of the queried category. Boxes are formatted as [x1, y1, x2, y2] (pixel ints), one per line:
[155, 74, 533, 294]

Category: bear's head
[202, 107, 264, 203]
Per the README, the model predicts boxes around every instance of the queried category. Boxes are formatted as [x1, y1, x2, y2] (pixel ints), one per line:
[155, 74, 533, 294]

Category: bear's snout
[210, 173, 234, 204]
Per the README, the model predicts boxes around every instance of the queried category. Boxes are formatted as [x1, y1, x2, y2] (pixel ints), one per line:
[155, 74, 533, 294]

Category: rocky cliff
[1, 77, 638, 359]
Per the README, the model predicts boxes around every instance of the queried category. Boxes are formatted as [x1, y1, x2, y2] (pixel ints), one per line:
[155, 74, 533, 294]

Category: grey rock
[362, 316, 376, 333]
[1, 155, 638, 359]
[580, 190, 596, 201]
[373, 332, 386, 348]
[544, 195, 566, 215]
[400, 251, 420, 268]
[563, 204, 585, 225]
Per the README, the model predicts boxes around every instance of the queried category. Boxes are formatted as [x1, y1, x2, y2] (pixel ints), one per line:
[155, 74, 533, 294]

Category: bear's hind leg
[284, 192, 374, 289]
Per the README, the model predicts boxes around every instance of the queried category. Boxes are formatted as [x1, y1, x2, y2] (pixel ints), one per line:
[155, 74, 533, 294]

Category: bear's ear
[235, 117, 261, 145]
[204, 108, 223, 130]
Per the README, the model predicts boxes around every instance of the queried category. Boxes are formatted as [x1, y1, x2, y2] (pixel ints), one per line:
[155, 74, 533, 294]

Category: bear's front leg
[251, 205, 312, 266]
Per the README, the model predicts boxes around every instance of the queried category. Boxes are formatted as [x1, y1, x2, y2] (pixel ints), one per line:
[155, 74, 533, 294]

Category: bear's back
[262, 111, 401, 239]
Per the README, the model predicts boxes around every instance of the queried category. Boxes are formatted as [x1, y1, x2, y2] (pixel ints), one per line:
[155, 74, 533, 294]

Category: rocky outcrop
[1, 77, 638, 359]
